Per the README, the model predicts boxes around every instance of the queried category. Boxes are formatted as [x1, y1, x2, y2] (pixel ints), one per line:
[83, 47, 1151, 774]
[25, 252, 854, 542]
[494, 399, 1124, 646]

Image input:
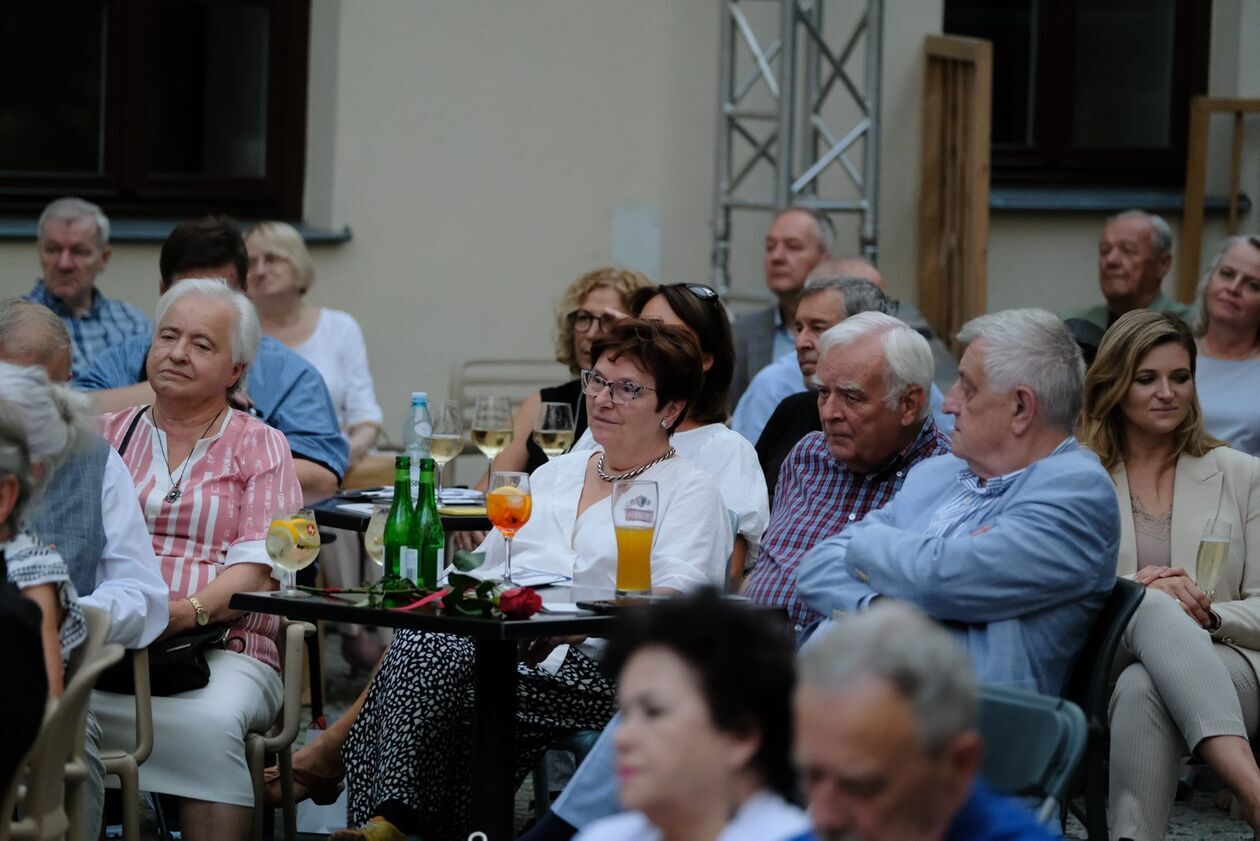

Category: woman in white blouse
[331, 320, 733, 841]
[244, 221, 383, 468]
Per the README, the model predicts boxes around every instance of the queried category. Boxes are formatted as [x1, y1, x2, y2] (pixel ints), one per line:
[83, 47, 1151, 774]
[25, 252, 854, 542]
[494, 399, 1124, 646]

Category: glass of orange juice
[612, 480, 656, 596]
[486, 471, 532, 584]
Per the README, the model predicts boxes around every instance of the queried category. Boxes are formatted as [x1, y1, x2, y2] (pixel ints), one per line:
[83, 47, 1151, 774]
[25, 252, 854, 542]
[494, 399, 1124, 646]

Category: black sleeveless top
[524, 378, 587, 474]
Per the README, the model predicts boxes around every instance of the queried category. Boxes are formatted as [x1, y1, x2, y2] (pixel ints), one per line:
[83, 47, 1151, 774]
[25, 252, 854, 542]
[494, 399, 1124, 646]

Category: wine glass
[611, 480, 657, 596]
[267, 508, 321, 598]
[364, 503, 389, 568]
[532, 402, 575, 460]
[472, 396, 513, 479]
[429, 400, 464, 498]
[1196, 519, 1232, 599]
[486, 471, 532, 584]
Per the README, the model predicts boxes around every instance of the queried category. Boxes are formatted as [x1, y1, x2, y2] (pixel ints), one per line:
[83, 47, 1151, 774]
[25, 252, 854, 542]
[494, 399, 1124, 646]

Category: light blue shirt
[798, 437, 1118, 694]
[771, 306, 795, 362]
[1196, 354, 1260, 458]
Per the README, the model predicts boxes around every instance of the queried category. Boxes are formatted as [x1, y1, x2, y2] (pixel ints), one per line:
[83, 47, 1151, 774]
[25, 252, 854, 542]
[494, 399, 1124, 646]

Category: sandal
[329, 816, 405, 841]
[261, 763, 345, 807]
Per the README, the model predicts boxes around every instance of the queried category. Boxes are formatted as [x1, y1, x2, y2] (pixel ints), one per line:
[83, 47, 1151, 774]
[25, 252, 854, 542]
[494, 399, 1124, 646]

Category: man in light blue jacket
[798, 308, 1119, 696]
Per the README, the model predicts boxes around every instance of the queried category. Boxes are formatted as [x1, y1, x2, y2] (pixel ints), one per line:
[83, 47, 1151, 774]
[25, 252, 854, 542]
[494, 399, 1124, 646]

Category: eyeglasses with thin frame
[580, 369, 657, 405]
[568, 310, 618, 333]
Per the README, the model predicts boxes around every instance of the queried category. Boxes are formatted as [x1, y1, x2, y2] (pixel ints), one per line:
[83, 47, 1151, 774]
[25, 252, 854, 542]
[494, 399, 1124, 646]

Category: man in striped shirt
[743, 311, 951, 636]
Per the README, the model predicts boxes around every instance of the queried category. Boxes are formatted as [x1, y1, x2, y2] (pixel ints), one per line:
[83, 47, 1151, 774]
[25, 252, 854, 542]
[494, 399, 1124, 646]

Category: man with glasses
[25, 197, 151, 383]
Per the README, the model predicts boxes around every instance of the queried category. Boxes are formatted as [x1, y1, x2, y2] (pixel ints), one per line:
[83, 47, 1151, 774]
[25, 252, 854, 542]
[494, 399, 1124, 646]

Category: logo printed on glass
[625, 494, 655, 524]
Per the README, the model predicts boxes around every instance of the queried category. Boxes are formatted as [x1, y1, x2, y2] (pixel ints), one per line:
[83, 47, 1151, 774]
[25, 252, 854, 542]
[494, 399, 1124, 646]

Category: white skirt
[93, 649, 283, 806]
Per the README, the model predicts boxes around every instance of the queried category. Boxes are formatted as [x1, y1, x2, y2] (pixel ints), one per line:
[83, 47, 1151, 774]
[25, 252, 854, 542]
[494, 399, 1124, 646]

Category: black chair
[1061, 578, 1145, 841]
[978, 685, 1087, 824]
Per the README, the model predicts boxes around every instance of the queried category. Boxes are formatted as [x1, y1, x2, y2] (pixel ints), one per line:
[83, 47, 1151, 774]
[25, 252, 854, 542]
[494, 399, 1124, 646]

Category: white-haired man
[799, 308, 1119, 696]
[1068, 209, 1196, 330]
[24, 197, 150, 381]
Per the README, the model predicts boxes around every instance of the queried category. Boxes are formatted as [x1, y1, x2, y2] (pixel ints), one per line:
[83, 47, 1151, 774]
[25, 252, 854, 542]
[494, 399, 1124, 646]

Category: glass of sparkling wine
[612, 480, 657, 596]
[364, 504, 389, 568]
[266, 508, 321, 598]
[429, 400, 464, 497]
[532, 402, 575, 460]
[472, 396, 513, 479]
[1196, 519, 1232, 599]
[486, 471, 532, 584]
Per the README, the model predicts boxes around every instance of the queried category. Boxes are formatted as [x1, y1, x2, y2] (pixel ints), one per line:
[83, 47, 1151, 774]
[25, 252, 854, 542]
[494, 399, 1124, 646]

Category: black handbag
[97, 622, 230, 696]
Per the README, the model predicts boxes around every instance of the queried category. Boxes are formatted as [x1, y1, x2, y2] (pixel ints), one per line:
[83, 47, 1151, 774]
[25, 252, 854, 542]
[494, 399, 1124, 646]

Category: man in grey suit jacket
[798, 308, 1120, 696]
[729, 207, 832, 406]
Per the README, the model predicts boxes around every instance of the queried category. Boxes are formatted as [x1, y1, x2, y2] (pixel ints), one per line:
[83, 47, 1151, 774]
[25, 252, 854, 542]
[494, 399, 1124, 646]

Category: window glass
[943, 0, 1039, 148]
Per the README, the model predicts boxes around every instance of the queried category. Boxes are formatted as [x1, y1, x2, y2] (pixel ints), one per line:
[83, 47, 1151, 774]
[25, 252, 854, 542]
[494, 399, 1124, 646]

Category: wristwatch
[188, 595, 210, 626]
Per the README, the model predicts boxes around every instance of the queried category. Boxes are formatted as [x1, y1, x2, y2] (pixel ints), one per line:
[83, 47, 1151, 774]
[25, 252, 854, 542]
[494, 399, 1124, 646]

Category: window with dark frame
[0, 0, 309, 220]
[943, 0, 1211, 188]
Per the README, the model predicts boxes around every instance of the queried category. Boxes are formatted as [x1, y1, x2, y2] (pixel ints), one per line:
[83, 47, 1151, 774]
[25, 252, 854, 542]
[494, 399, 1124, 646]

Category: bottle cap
[395, 454, 411, 468]
[419, 457, 436, 471]
[411, 391, 428, 406]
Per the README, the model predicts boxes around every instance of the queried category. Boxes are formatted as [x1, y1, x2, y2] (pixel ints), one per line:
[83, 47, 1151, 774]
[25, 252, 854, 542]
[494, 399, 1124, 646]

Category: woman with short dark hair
[335, 320, 734, 841]
[576, 590, 807, 841]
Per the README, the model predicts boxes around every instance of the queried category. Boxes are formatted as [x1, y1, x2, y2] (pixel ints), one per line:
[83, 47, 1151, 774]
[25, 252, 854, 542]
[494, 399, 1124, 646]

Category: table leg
[471, 638, 519, 840]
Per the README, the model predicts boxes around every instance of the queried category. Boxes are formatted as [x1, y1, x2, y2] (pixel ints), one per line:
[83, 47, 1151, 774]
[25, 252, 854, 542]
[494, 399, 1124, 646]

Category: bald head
[810, 257, 883, 291]
[0, 299, 73, 383]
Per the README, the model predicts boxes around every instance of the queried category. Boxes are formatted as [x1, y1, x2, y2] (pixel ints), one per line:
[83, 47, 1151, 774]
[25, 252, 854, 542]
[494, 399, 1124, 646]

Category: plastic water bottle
[404, 392, 432, 504]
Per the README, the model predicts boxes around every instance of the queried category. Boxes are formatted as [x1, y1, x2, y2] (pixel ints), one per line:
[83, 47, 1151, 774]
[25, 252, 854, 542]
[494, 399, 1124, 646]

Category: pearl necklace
[596, 447, 676, 483]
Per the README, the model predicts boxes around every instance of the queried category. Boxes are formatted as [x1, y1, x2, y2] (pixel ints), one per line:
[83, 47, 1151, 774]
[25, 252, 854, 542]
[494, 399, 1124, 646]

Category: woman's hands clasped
[1135, 565, 1217, 629]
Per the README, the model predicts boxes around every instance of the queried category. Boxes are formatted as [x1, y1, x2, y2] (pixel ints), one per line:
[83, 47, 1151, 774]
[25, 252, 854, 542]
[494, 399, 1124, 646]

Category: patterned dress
[2, 528, 86, 660]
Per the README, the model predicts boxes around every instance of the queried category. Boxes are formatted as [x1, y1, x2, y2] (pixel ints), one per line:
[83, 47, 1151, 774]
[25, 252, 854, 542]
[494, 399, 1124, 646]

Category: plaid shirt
[743, 418, 951, 631]
[26, 280, 151, 385]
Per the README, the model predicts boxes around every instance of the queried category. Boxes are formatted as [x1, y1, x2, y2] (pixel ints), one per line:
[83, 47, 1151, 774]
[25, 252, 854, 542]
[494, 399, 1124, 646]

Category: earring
[660, 418, 670, 429]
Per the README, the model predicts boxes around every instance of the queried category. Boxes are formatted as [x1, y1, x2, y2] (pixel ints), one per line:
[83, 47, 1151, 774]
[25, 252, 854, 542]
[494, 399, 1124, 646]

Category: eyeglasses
[681, 283, 720, 303]
[580, 369, 656, 405]
[568, 310, 618, 333]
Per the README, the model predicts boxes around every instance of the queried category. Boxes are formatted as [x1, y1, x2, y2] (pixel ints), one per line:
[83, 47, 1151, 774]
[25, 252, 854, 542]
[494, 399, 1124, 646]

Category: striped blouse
[101, 407, 302, 670]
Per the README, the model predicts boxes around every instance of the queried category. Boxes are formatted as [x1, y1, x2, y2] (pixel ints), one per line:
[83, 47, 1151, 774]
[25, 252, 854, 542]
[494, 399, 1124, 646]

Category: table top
[231, 585, 622, 639]
[312, 493, 492, 533]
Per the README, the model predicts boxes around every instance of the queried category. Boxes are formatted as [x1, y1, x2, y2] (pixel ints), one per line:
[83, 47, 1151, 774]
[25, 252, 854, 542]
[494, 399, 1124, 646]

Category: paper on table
[442, 565, 571, 589]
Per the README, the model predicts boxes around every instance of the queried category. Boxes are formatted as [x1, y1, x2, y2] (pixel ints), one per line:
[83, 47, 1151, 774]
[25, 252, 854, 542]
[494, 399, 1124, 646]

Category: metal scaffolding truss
[711, 0, 884, 293]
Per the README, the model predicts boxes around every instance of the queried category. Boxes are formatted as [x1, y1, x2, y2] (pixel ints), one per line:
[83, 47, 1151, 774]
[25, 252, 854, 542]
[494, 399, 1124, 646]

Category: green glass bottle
[410, 457, 445, 587]
[382, 455, 415, 584]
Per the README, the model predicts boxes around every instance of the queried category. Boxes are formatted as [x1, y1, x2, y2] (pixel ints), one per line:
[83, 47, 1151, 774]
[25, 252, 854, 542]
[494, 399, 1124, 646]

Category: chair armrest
[130, 648, 154, 765]
[260, 620, 316, 753]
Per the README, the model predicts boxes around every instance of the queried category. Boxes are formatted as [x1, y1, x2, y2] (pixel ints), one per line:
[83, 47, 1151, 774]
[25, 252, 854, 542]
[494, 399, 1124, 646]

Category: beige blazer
[1113, 446, 1260, 673]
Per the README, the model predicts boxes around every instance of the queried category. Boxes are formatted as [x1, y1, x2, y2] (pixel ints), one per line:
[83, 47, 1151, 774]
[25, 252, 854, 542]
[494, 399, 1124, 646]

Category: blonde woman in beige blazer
[1082, 310, 1260, 841]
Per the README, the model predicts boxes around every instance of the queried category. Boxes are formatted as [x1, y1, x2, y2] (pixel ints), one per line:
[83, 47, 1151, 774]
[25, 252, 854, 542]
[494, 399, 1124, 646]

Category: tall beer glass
[612, 480, 657, 596]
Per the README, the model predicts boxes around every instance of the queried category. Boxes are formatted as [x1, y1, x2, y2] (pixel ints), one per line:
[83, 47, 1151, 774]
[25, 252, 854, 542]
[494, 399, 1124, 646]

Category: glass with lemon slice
[266, 508, 321, 598]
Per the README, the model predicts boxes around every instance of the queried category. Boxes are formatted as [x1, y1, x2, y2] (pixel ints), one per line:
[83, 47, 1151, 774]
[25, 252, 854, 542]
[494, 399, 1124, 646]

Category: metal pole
[861, 0, 882, 264]
[802, 0, 823, 196]
[712, 0, 736, 293]
[775, 0, 798, 208]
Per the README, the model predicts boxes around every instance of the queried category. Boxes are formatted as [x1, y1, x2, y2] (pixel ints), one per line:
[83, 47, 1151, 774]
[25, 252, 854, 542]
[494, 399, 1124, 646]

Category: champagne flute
[267, 508, 321, 598]
[364, 503, 389, 568]
[472, 396, 513, 479]
[429, 400, 464, 498]
[532, 402, 576, 460]
[1196, 518, 1232, 599]
[486, 471, 532, 584]
[611, 480, 657, 596]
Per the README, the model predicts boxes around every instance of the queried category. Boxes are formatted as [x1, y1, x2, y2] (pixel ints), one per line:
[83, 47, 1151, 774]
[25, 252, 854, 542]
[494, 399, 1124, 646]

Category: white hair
[1107, 209, 1172, 258]
[798, 602, 977, 756]
[154, 278, 261, 391]
[38, 197, 110, 250]
[956, 308, 1084, 433]
[0, 397, 36, 531]
[0, 361, 94, 475]
[814, 311, 934, 420]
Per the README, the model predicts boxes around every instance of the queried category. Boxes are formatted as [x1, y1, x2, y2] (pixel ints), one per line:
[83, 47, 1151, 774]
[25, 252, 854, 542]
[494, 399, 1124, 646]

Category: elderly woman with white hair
[0, 363, 88, 697]
[92, 278, 302, 841]
[1193, 235, 1260, 457]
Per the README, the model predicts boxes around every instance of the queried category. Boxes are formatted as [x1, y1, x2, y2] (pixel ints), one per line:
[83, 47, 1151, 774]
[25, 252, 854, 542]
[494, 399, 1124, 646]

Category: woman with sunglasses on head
[332, 320, 733, 841]
[571, 283, 768, 586]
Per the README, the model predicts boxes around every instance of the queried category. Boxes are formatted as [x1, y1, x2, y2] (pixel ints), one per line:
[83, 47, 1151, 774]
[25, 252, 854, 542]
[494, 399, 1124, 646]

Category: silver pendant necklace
[596, 447, 676, 483]
[152, 406, 224, 503]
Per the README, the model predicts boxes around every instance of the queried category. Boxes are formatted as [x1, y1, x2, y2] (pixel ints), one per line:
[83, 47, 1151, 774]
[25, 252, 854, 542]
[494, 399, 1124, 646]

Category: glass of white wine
[429, 400, 464, 497]
[364, 503, 389, 568]
[472, 396, 513, 478]
[532, 402, 575, 460]
[1196, 518, 1232, 599]
[266, 508, 321, 598]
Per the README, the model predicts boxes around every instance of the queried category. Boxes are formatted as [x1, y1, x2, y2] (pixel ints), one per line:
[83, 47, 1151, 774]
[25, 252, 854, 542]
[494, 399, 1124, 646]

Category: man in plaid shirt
[743, 311, 951, 635]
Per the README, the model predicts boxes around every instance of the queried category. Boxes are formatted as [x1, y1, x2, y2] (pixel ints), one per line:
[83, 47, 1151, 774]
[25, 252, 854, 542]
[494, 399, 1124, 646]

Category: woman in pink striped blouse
[92, 278, 302, 841]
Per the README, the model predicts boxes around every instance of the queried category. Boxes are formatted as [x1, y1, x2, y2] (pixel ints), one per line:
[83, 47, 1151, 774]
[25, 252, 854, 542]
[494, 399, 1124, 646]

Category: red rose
[498, 587, 543, 619]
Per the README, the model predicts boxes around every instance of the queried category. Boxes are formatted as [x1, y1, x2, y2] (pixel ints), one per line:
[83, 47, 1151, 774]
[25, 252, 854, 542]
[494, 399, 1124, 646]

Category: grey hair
[774, 206, 835, 255]
[1194, 234, 1260, 340]
[801, 276, 892, 317]
[814, 311, 934, 420]
[38, 197, 110, 250]
[0, 397, 36, 533]
[798, 602, 977, 756]
[0, 362, 94, 476]
[1107, 209, 1172, 258]
[0, 298, 72, 379]
[153, 278, 261, 393]
[957, 308, 1084, 433]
